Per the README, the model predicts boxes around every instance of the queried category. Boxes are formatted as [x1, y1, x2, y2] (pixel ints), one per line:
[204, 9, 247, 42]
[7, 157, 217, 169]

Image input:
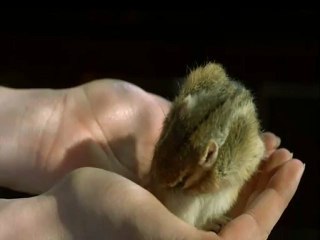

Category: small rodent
[148, 62, 266, 231]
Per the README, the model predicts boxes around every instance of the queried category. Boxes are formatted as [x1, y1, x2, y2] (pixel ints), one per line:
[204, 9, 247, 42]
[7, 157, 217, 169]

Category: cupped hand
[0, 79, 170, 193]
[0, 80, 305, 240]
[0, 167, 217, 240]
[0, 145, 304, 240]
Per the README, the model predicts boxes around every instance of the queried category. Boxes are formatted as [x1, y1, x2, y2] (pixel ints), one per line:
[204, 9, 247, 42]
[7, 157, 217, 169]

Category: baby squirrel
[148, 62, 266, 231]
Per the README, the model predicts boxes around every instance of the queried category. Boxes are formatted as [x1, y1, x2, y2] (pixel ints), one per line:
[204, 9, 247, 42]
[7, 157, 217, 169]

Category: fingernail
[290, 152, 294, 159]
[276, 136, 281, 147]
[297, 162, 306, 180]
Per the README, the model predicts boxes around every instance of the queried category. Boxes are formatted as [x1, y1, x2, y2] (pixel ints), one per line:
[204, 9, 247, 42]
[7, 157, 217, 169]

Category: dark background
[0, 8, 319, 239]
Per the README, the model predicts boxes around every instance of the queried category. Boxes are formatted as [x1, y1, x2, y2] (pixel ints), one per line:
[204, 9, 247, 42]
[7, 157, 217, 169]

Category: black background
[0, 8, 319, 239]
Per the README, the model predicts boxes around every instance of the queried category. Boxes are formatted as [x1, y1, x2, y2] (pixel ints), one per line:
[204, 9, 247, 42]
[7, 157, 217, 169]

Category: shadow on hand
[0, 134, 139, 198]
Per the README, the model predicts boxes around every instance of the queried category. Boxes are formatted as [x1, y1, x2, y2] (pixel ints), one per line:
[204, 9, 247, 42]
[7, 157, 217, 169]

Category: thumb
[47, 167, 219, 240]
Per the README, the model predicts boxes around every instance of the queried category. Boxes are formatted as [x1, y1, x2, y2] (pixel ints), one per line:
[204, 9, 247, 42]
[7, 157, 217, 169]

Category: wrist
[0, 87, 66, 192]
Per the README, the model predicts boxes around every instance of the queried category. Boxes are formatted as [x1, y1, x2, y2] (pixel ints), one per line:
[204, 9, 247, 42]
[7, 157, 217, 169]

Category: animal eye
[175, 174, 189, 189]
[169, 172, 190, 189]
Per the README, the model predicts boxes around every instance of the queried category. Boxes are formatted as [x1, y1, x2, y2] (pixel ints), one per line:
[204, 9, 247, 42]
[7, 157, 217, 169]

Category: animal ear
[178, 94, 196, 115]
[199, 140, 218, 168]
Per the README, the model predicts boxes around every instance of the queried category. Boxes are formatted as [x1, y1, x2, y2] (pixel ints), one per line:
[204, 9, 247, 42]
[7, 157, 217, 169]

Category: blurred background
[0, 8, 319, 239]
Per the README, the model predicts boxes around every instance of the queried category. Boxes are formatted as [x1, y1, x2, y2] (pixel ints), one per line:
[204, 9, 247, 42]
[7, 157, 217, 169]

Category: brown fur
[148, 62, 266, 231]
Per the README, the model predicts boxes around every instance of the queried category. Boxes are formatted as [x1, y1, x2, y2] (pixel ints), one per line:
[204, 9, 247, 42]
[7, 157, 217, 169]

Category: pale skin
[0, 80, 305, 239]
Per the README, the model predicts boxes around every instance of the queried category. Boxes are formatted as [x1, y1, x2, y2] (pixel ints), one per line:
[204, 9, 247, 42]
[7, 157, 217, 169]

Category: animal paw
[203, 215, 231, 233]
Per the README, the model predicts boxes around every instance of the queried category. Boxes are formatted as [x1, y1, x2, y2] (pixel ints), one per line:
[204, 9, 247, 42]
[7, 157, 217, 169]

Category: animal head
[150, 63, 265, 194]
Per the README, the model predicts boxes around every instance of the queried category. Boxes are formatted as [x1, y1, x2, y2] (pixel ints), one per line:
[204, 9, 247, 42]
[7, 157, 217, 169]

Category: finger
[261, 132, 281, 158]
[220, 159, 305, 240]
[252, 148, 293, 194]
[262, 148, 293, 172]
[233, 148, 294, 215]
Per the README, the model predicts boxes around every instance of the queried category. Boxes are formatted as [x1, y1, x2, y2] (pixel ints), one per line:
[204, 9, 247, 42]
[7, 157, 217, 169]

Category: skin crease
[0, 80, 168, 193]
[0, 80, 305, 240]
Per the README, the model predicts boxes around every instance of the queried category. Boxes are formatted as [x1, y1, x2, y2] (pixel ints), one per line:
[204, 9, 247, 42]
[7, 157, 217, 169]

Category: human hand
[0, 167, 217, 240]
[0, 145, 304, 240]
[220, 146, 305, 239]
[0, 80, 170, 193]
[0, 80, 304, 239]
